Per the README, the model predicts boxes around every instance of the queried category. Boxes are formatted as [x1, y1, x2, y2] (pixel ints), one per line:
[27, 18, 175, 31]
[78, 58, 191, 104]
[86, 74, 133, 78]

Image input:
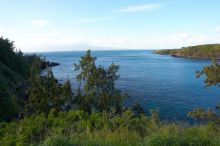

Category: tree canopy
[188, 60, 220, 123]
[74, 50, 127, 113]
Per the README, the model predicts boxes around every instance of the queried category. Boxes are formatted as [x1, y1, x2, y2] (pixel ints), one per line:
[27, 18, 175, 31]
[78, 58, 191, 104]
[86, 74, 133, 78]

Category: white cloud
[77, 17, 113, 23]
[214, 26, 220, 32]
[1, 25, 220, 52]
[14, 32, 220, 51]
[116, 3, 161, 13]
[22, 32, 220, 52]
[82, 33, 209, 49]
[32, 19, 49, 27]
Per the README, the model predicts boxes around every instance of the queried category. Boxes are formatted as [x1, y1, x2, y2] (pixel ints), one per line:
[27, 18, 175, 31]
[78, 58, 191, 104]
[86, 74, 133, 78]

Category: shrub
[41, 135, 74, 146]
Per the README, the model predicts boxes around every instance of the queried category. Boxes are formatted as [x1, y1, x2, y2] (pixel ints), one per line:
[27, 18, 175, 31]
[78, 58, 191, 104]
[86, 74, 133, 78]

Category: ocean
[38, 50, 220, 121]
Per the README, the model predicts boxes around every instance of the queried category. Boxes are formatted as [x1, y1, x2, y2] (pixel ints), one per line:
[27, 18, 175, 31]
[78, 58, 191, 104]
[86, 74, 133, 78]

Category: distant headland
[154, 44, 220, 59]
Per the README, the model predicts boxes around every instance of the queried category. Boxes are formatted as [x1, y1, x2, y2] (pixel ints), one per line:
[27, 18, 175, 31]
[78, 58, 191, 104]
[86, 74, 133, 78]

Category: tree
[0, 37, 31, 121]
[74, 50, 127, 113]
[0, 84, 18, 122]
[132, 102, 145, 118]
[189, 60, 220, 123]
[25, 59, 64, 115]
[0, 37, 31, 78]
[62, 80, 74, 109]
[196, 60, 220, 87]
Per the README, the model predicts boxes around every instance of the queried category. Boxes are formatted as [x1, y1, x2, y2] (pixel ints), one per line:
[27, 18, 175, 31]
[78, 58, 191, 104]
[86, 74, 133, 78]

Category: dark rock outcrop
[41, 61, 60, 70]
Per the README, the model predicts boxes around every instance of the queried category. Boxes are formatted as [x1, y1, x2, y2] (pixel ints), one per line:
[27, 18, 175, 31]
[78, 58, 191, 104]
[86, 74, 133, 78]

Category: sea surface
[38, 50, 220, 121]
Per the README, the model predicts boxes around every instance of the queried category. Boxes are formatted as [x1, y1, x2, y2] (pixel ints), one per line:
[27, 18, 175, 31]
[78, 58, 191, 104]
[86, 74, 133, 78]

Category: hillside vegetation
[0, 37, 49, 121]
[155, 44, 220, 59]
[1, 109, 220, 146]
[0, 37, 36, 121]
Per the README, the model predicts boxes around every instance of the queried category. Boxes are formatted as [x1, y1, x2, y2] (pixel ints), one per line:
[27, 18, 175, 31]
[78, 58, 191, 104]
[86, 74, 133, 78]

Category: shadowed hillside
[0, 37, 52, 121]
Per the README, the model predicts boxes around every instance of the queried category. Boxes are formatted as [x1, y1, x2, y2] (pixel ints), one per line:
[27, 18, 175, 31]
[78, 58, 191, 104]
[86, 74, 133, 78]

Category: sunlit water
[38, 50, 220, 121]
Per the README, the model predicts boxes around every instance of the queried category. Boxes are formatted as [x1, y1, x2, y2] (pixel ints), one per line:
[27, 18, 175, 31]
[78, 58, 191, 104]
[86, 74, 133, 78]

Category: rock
[47, 61, 60, 67]
[41, 61, 60, 70]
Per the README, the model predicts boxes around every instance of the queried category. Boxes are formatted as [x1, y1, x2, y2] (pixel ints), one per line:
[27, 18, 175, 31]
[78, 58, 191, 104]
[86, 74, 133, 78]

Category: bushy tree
[0, 36, 74, 121]
[25, 59, 70, 115]
[196, 60, 220, 87]
[0, 37, 31, 78]
[132, 102, 145, 118]
[62, 80, 74, 109]
[189, 60, 220, 123]
[0, 84, 18, 121]
[74, 50, 127, 113]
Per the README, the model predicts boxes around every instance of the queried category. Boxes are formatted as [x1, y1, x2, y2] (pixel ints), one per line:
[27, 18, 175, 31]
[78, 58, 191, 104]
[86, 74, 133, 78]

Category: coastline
[170, 54, 220, 60]
[154, 51, 220, 60]
[154, 44, 220, 60]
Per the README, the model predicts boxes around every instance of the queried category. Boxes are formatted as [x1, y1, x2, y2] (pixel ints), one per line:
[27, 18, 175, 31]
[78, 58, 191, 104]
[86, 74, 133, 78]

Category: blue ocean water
[39, 50, 220, 121]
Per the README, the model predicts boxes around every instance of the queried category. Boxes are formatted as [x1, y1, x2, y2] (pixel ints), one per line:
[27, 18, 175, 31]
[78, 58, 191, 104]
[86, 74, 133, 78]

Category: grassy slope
[0, 110, 220, 146]
[155, 44, 220, 59]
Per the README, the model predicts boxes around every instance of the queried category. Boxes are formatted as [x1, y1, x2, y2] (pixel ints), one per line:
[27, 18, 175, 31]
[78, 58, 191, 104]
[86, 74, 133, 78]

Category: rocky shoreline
[170, 54, 220, 60]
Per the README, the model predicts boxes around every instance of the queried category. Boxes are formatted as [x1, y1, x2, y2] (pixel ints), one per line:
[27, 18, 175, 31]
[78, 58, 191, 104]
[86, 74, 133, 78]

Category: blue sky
[0, 0, 220, 52]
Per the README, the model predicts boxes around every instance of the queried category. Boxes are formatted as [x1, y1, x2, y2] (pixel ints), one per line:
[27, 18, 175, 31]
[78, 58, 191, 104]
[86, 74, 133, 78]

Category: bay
[38, 50, 220, 121]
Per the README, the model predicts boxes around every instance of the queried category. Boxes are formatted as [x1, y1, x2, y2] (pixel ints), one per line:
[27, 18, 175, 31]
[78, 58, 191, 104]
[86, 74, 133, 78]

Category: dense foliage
[196, 60, 220, 87]
[25, 66, 73, 115]
[1, 109, 220, 146]
[74, 50, 127, 113]
[155, 44, 220, 59]
[0, 37, 31, 78]
[0, 37, 40, 121]
[0, 37, 58, 121]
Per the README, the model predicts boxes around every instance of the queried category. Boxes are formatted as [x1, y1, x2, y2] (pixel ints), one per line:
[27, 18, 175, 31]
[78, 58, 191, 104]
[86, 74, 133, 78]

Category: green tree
[74, 50, 127, 113]
[0, 84, 18, 121]
[189, 60, 220, 123]
[25, 59, 64, 115]
[62, 80, 74, 109]
[0, 37, 32, 78]
[0, 37, 32, 121]
[196, 60, 220, 87]
[132, 102, 145, 118]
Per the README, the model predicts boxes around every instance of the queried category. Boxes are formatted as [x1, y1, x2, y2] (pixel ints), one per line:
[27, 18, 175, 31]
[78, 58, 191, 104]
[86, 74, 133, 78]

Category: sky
[0, 0, 220, 52]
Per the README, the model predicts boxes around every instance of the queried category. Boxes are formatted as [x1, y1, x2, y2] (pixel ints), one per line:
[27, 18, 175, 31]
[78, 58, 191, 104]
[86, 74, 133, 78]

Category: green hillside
[0, 61, 22, 121]
[155, 44, 220, 59]
[0, 37, 42, 121]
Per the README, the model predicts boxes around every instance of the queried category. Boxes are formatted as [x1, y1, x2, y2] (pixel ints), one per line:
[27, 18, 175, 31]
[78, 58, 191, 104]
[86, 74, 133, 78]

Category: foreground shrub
[143, 123, 220, 146]
[41, 135, 74, 146]
[70, 129, 142, 146]
[1, 110, 220, 146]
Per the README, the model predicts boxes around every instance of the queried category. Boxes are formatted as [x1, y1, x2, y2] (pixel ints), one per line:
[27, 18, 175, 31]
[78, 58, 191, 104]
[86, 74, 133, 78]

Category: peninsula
[155, 44, 220, 59]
